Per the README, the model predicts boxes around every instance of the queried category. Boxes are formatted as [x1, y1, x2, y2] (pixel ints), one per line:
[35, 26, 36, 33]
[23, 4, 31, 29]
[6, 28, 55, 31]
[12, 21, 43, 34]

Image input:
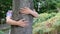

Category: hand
[17, 19, 29, 27]
[20, 7, 33, 14]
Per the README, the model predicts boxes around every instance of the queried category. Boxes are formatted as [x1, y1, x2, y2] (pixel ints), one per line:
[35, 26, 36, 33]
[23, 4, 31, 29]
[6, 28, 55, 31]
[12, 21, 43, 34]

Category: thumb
[21, 18, 26, 21]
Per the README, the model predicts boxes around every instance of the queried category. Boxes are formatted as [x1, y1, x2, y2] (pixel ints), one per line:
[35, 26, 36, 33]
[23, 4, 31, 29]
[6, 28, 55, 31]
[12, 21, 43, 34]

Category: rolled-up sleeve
[6, 10, 12, 17]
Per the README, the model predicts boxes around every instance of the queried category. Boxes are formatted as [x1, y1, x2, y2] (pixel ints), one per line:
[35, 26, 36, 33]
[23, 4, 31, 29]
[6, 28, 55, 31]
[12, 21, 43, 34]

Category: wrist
[29, 10, 33, 14]
[16, 21, 20, 26]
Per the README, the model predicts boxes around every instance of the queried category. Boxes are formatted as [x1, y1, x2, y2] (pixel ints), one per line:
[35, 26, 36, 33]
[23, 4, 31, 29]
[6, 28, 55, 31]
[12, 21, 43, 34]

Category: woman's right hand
[17, 19, 29, 27]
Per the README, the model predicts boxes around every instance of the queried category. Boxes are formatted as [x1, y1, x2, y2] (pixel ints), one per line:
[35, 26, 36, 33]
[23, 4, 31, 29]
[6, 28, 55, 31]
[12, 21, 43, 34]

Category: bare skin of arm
[6, 16, 28, 27]
[20, 7, 39, 18]
[30, 9, 39, 18]
[6, 7, 38, 27]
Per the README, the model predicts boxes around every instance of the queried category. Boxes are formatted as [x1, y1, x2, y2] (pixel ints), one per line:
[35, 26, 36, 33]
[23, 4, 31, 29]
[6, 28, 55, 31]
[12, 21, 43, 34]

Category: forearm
[30, 11, 39, 18]
[6, 17, 19, 26]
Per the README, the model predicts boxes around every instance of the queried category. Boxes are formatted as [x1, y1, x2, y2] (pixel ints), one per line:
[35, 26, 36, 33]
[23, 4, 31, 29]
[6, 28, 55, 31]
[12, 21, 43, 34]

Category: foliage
[56, 3, 60, 8]
[0, 31, 4, 34]
[0, 0, 60, 17]
[33, 0, 60, 13]
[33, 13, 56, 34]
[33, 13, 60, 34]
[0, 0, 12, 18]
[0, 0, 60, 20]
[33, 13, 56, 26]
[0, 0, 12, 24]
[0, 0, 60, 34]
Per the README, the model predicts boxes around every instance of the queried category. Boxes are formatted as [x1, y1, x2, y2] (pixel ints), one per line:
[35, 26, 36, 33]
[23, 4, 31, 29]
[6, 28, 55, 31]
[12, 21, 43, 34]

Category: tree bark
[11, 0, 34, 34]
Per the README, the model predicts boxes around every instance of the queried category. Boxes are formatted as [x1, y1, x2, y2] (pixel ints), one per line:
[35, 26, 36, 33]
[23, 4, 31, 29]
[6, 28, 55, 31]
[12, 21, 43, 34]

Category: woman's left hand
[20, 7, 33, 14]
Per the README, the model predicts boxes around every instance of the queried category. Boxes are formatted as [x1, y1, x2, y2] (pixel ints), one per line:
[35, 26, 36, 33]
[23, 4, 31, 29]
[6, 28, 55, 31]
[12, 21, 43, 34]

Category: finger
[20, 11, 25, 13]
[23, 24, 28, 27]
[24, 7, 29, 9]
[20, 9, 24, 12]
[21, 24, 26, 27]
[20, 9, 26, 13]
[20, 10, 24, 13]
[20, 8, 25, 12]
[24, 21, 29, 22]
[20, 8, 24, 10]
[21, 18, 26, 21]
[23, 7, 28, 9]
[21, 7, 29, 11]
[20, 7, 28, 10]
[33, 9, 36, 12]
[18, 19, 25, 22]
[20, 8, 26, 11]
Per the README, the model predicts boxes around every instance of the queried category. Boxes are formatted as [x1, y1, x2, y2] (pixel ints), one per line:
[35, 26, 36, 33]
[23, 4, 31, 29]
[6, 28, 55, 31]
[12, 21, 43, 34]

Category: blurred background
[0, 0, 60, 34]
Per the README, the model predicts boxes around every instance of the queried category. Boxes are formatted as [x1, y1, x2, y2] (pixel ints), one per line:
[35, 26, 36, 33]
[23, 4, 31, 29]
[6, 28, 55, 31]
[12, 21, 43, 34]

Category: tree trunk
[11, 0, 34, 34]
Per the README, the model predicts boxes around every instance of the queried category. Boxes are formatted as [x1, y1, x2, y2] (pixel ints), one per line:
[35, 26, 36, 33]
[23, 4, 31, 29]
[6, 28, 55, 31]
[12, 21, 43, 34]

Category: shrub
[0, 31, 4, 34]
[33, 13, 60, 34]
[33, 13, 56, 27]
